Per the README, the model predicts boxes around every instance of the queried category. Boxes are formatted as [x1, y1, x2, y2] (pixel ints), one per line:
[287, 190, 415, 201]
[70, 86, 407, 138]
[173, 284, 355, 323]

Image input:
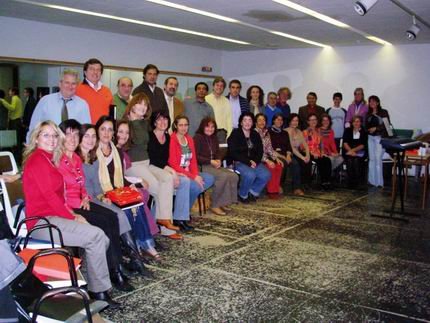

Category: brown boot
[157, 219, 180, 231]
[293, 189, 305, 196]
[211, 207, 227, 215]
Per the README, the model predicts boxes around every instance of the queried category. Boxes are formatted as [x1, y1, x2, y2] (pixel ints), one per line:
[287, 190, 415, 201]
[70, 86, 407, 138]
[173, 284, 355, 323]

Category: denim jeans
[235, 162, 271, 198]
[173, 172, 214, 219]
[368, 135, 385, 187]
[124, 206, 155, 251]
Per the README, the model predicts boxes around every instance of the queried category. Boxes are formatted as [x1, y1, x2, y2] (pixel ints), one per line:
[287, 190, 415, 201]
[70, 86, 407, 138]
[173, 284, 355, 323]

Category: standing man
[277, 87, 292, 122]
[205, 77, 232, 136]
[298, 92, 325, 129]
[76, 58, 113, 124]
[132, 64, 168, 115]
[226, 79, 249, 129]
[184, 82, 214, 136]
[113, 77, 133, 120]
[163, 77, 184, 122]
[22, 87, 37, 135]
[27, 69, 91, 142]
[264, 91, 282, 127]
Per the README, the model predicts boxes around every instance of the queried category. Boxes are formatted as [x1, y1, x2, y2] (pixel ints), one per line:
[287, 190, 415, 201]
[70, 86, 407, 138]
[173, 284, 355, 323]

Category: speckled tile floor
[104, 184, 430, 322]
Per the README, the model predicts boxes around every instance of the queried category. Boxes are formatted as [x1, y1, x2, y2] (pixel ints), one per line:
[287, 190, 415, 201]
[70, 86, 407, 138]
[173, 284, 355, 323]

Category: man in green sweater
[0, 87, 23, 161]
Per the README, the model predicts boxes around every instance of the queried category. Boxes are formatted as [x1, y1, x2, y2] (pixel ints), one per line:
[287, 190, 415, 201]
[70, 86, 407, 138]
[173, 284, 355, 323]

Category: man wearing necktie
[26, 69, 91, 143]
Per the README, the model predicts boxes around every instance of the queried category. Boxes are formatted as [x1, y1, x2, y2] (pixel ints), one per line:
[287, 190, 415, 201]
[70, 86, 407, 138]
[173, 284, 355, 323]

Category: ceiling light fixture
[354, 0, 379, 16]
[145, 0, 329, 48]
[273, 0, 391, 46]
[145, 0, 240, 23]
[406, 16, 420, 41]
[13, 0, 250, 45]
[273, 0, 350, 28]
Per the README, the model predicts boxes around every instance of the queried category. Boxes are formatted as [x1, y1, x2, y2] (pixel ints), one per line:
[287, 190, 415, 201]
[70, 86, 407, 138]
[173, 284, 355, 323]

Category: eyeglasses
[40, 133, 59, 140]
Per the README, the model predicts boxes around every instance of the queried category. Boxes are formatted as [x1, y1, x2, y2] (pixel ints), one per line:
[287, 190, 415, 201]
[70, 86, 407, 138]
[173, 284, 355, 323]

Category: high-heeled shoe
[120, 231, 153, 277]
[143, 247, 161, 262]
[157, 219, 180, 231]
[110, 269, 134, 292]
[88, 291, 121, 309]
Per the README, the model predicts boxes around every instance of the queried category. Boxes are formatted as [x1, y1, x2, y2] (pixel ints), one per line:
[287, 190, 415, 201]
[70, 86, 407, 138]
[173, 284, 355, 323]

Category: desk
[404, 154, 430, 209]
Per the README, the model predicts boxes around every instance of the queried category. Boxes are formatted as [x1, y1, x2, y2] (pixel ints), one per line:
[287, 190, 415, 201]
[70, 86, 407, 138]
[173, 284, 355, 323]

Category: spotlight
[354, 0, 379, 16]
[406, 16, 420, 41]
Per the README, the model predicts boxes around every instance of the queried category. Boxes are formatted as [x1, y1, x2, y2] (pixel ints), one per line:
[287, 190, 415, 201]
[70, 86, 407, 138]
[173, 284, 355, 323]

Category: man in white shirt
[205, 77, 232, 136]
[27, 69, 91, 142]
[163, 77, 184, 122]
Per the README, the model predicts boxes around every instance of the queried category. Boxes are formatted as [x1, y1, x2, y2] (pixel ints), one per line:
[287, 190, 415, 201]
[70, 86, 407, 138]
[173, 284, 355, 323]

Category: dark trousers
[313, 156, 332, 183]
[345, 156, 365, 187]
[9, 118, 23, 163]
[74, 202, 121, 272]
[281, 157, 302, 190]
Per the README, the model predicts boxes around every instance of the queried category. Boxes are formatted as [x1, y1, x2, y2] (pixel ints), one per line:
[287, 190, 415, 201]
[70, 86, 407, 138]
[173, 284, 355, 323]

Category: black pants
[345, 156, 365, 187]
[74, 202, 121, 272]
[314, 156, 332, 184]
[280, 157, 302, 190]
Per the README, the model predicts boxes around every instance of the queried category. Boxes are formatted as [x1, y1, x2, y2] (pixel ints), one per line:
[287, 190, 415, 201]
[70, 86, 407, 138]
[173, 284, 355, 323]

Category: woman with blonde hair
[123, 93, 179, 239]
[22, 120, 119, 308]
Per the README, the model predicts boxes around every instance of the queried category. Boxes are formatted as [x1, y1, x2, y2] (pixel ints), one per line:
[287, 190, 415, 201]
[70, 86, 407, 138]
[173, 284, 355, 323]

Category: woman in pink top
[320, 114, 344, 171]
[57, 119, 133, 293]
[303, 113, 333, 190]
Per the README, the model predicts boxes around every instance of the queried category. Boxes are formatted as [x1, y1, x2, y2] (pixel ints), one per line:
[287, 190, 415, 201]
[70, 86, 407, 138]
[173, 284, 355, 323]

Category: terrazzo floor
[104, 183, 430, 322]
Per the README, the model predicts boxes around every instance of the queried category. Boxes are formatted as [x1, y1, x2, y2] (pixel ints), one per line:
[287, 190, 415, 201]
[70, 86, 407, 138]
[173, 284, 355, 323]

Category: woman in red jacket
[22, 120, 118, 308]
[168, 115, 214, 222]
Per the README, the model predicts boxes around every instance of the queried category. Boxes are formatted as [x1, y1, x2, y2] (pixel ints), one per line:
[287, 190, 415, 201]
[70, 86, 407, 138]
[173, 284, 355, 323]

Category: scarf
[96, 142, 124, 192]
[271, 126, 282, 133]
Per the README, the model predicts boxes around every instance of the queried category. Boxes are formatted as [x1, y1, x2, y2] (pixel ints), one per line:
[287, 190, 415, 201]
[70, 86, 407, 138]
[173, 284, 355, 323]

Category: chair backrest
[0, 178, 16, 235]
[0, 151, 18, 175]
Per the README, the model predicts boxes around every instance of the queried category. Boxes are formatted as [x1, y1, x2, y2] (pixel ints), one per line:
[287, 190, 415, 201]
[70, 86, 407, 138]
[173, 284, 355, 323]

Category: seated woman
[269, 113, 303, 196]
[168, 115, 215, 218]
[343, 116, 368, 188]
[285, 113, 310, 193]
[123, 93, 176, 232]
[95, 116, 160, 261]
[57, 119, 133, 292]
[148, 112, 193, 233]
[78, 123, 154, 268]
[116, 120, 160, 239]
[320, 114, 344, 171]
[22, 120, 118, 307]
[227, 112, 271, 203]
[194, 117, 239, 215]
[254, 113, 283, 198]
[303, 113, 333, 190]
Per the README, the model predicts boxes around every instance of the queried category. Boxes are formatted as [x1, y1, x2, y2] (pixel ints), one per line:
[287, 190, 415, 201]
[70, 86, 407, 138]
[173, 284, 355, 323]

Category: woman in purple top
[345, 87, 368, 127]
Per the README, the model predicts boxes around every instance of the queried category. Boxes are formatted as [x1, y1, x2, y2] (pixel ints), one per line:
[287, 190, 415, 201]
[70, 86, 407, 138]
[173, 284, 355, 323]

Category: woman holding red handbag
[95, 116, 160, 261]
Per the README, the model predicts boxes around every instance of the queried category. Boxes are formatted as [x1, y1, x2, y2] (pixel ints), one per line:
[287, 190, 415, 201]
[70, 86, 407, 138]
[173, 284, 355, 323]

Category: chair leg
[202, 191, 206, 215]
[197, 194, 202, 216]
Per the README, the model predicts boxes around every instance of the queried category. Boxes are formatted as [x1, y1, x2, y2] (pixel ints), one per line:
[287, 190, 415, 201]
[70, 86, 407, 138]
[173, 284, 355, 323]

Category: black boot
[120, 231, 153, 277]
[110, 268, 134, 292]
[88, 291, 121, 310]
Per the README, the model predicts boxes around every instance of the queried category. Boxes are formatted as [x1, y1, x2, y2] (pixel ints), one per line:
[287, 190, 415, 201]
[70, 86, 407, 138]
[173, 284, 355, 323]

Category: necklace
[64, 156, 84, 186]
[204, 135, 214, 160]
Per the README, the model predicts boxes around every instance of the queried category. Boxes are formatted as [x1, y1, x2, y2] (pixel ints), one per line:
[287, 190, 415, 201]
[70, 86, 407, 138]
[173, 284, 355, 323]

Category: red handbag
[105, 187, 143, 207]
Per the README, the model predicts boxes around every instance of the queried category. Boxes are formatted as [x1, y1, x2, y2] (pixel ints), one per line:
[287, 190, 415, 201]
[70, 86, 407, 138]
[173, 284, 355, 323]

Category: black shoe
[173, 220, 194, 232]
[183, 221, 194, 231]
[248, 193, 258, 202]
[238, 195, 249, 204]
[110, 270, 134, 292]
[121, 232, 152, 275]
[89, 291, 121, 310]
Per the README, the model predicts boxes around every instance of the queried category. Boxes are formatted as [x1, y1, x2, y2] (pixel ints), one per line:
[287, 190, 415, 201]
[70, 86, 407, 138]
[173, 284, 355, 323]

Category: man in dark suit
[132, 64, 168, 115]
[298, 91, 325, 130]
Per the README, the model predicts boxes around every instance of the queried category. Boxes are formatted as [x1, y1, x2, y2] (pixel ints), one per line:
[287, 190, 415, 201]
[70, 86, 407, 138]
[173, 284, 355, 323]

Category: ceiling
[1, 0, 429, 50]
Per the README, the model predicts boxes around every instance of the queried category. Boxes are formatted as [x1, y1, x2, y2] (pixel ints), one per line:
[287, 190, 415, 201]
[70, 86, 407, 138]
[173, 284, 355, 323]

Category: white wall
[0, 16, 222, 75]
[221, 44, 430, 131]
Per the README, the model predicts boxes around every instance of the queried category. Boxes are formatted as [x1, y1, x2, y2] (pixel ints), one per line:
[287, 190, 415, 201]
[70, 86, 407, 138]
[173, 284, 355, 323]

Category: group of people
[1, 58, 393, 308]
